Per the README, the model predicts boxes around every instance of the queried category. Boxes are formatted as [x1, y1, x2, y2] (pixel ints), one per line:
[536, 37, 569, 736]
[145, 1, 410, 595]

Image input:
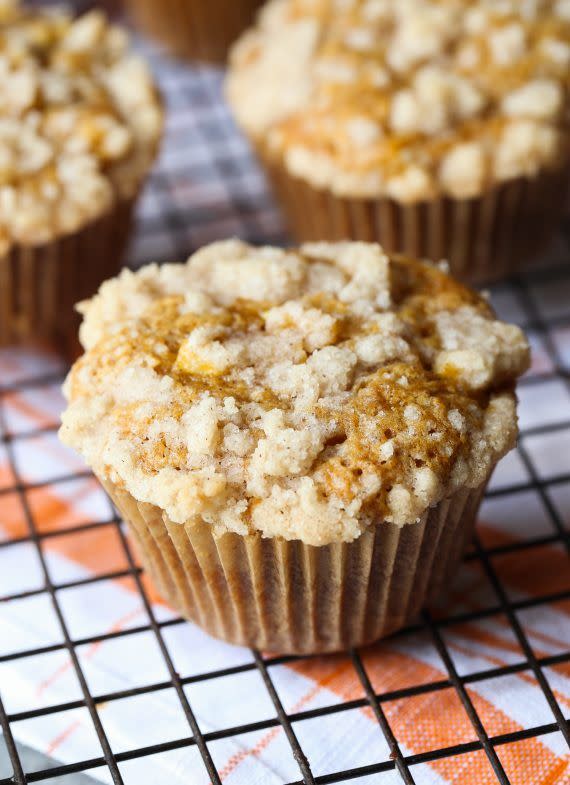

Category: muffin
[0, 0, 163, 354]
[60, 240, 529, 653]
[125, 0, 263, 63]
[227, 0, 570, 284]
[60, 241, 529, 653]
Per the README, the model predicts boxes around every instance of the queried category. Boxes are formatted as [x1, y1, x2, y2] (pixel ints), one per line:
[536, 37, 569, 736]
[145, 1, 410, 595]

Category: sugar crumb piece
[175, 327, 236, 376]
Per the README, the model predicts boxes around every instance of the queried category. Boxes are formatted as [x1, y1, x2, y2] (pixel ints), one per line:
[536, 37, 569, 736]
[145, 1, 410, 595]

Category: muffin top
[0, 0, 163, 253]
[227, 0, 570, 201]
[60, 241, 529, 545]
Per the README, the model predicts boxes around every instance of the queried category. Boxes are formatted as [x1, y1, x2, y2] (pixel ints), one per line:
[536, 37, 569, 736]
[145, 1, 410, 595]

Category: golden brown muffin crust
[60, 241, 529, 545]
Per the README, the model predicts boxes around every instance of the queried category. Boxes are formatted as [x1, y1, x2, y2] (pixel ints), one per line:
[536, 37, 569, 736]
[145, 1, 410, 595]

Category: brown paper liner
[261, 149, 570, 285]
[125, 0, 263, 63]
[103, 479, 486, 654]
[0, 198, 136, 359]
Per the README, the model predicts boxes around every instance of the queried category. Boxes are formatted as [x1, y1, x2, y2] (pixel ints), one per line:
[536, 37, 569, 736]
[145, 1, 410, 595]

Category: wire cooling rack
[0, 41, 570, 785]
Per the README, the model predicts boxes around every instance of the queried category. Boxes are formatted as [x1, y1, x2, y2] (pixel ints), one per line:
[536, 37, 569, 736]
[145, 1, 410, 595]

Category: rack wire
[0, 44, 569, 785]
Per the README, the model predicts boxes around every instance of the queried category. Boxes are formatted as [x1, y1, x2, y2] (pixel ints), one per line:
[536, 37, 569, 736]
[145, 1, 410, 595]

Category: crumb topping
[227, 0, 570, 201]
[60, 240, 529, 545]
[0, 0, 162, 252]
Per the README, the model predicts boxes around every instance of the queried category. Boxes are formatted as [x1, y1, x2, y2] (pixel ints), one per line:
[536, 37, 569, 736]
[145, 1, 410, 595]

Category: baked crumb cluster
[227, 0, 570, 201]
[61, 241, 529, 545]
[0, 0, 162, 253]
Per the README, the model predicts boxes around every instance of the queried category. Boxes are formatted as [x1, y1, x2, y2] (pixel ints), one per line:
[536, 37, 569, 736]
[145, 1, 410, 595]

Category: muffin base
[104, 480, 485, 654]
[262, 151, 570, 285]
[0, 199, 135, 358]
[125, 0, 262, 63]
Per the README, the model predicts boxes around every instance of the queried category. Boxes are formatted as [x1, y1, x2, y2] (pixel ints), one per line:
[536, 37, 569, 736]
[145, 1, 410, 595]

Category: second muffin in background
[125, 0, 263, 63]
[0, 1, 163, 354]
[60, 239, 529, 653]
[227, 0, 570, 284]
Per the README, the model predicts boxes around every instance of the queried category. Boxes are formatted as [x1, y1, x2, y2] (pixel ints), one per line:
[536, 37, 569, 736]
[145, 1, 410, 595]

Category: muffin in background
[60, 239, 529, 654]
[0, 0, 163, 355]
[227, 0, 570, 284]
[125, 0, 262, 63]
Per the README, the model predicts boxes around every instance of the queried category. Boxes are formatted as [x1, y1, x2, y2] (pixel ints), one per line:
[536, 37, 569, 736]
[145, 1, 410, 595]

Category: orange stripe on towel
[286, 646, 568, 785]
[45, 718, 82, 757]
[2, 393, 59, 432]
[216, 658, 352, 783]
[36, 608, 145, 698]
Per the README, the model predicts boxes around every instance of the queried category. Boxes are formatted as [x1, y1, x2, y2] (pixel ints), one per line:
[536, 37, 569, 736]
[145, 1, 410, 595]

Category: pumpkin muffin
[227, 0, 570, 283]
[0, 0, 163, 354]
[60, 240, 529, 653]
[125, 0, 263, 63]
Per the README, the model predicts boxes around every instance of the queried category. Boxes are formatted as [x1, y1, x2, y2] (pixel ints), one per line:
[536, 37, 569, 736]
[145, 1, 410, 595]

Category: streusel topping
[227, 0, 570, 201]
[60, 241, 529, 545]
[0, 0, 162, 253]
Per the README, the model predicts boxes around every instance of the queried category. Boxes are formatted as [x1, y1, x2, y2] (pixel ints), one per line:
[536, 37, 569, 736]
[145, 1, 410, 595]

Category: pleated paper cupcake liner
[103, 479, 486, 654]
[0, 198, 136, 358]
[261, 150, 570, 285]
[125, 0, 262, 63]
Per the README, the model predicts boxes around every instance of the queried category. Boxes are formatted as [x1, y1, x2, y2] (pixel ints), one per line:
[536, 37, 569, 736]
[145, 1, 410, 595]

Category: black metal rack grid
[0, 42, 569, 785]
